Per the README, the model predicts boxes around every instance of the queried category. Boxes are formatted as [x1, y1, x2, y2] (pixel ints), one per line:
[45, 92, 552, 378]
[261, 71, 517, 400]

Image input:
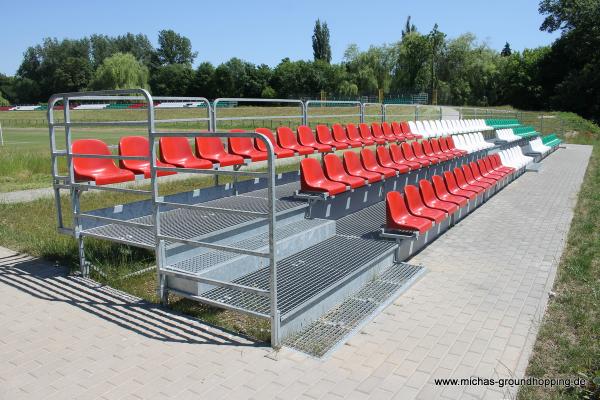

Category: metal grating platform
[335, 202, 386, 238]
[283, 262, 425, 358]
[200, 235, 396, 316]
[167, 218, 328, 274]
[80, 182, 307, 248]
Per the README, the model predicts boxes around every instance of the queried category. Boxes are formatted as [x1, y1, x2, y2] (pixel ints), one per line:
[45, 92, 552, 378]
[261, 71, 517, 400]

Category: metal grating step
[336, 201, 386, 238]
[80, 182, 307, 248]
[166, 218, 329, 275]
[200, 235, 396, 316]
[283, 263, 425, 358]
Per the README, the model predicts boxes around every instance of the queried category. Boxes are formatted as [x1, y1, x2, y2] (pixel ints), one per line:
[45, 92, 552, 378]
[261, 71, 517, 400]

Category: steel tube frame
[48, 90, 283, 347]
[361, 102, 385, 123]
[212, 98, 305, 130]
[305, 100, 361, 125]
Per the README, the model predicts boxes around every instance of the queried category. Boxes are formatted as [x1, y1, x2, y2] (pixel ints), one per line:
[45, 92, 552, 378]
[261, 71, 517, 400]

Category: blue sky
[0, 0, 559, 75]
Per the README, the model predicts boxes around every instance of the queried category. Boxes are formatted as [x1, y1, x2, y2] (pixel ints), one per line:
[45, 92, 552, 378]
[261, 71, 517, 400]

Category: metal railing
[305, 100, 362, 126]
[47, 90, 282, 347]
[213, 98, 305, 130]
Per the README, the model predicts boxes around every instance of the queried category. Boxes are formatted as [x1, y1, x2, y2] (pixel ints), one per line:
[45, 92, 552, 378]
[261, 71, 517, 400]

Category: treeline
[0, 0, 598, 122]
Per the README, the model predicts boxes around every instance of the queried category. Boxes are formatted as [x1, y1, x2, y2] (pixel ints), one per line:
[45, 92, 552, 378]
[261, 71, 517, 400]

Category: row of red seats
[386, 155, 515, 233]
[71, 120, 430, 185]
[300, 138, 468, 195]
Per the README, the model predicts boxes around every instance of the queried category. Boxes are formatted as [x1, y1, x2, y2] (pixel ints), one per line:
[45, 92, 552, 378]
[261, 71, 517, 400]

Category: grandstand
[47, 89, 561, 352]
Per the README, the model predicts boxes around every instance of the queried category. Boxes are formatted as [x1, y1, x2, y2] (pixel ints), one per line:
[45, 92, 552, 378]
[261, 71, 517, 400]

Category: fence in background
[0, 99, 565, 138]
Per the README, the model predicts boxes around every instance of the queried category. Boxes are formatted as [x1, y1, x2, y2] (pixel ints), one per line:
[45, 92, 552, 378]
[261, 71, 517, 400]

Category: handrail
[305, 100, 362, 125]
[212, 98, 305, 130]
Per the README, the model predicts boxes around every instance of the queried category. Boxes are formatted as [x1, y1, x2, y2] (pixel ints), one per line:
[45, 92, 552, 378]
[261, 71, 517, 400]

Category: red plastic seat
[376, 122, 397, 142]
[404, 185, 446, 223]
[300, 158, 347, 195]
[228, 130, 268, 161]
[491, 154, 515, 173]
[276, 127, 315, 155]
[389, 144, 420, 170]
[376, 146, 410, 174]
[412, 141, 439, 164]
[316, 125, 349, 149]
[359, 123, 385, 145]
[422, 140, 447, 162]
[453, 168, 485, 194]
[361, 148, 396, 178]
[431, 138, 454, 160]
[431, 175, 468, 207]
[401, 121, 422, 139]
[419, 179, 459, 215]
[119, 136, 176, 178]
[343, 151, 383, 183]
[401, 142, 430, 167]
[323, 154, 366, 188]
[159, 137, 214, 169]
[439, 137, 463, 157]
[346, 123, 374, 146]
[195, 137, 245, 167]
[481, 157, 506, 177]
[461, 164, 492, 189]
[386, 191, 433, 233]
[72, 139, 135, 185]
[443, 171, 477, 200]
[470, 161, 499, 183]
[255, 128, 295, 158]
[476, 159, 503, 180]
[371, 123, 394, 143]
[297, 125, 333, 153]
[446, 136, 468, 156]
[383, 122, 405, 142]
[332, 124, 362, 148]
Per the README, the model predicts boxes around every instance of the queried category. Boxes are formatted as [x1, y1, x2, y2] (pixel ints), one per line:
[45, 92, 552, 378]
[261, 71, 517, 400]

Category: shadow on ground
[0, 252, 264, 348]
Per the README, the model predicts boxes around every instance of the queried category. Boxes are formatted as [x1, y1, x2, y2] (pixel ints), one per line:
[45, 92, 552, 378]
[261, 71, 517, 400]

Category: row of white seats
[496, 128, 522, 142]
[408, 119, 492, 138]
[525, 137, 553, 157]
[499, 146, 534, 169]
[453, 133, 495, 153]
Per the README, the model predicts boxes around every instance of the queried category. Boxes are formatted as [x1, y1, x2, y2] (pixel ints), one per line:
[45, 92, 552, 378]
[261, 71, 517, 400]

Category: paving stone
[0, 145, 591, 400]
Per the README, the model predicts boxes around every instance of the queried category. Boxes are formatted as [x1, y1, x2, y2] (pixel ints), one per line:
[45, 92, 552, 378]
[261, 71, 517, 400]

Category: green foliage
[90, 33, 154, 68]
[150, 63, 194, 96]
[0, 91, 8, 106]
[501, 42, 512, 56]
[90, 53, 149, 90]
[312, 19, 332, 63]
[401, 16, 417, 38]
[156, 29, 197, 65]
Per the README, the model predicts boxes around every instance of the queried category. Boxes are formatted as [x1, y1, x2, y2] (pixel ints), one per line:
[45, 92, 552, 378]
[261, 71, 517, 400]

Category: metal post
[439, 106, 443, 120]
[0, 122, 3, 146]
[264, 136, 280, 349]
[415, 105, 419, 121]
[63, 98, 86, 275]
[540, 114, 544, 135]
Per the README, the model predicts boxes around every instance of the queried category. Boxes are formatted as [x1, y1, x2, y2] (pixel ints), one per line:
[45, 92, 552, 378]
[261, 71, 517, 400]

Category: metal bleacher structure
[47, 89, 561, 351]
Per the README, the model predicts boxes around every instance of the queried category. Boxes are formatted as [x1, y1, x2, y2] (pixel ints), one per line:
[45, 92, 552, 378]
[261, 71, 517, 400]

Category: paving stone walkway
[0, 144, 592, 400]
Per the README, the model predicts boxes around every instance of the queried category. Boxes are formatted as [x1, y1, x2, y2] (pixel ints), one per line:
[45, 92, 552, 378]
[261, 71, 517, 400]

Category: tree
[428, 24, 446, 102]
[192, 62, 216, 99]
[0, 91, 9, 106]
[150, 64, 194, 95]
[90, 53, 149, 90]
[312, 19, 332, 63]
[536, 0, 600, 121]
[156, 29, 197, 65]
[501, 42, 512, 57]
[402, 16, 417, 38]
